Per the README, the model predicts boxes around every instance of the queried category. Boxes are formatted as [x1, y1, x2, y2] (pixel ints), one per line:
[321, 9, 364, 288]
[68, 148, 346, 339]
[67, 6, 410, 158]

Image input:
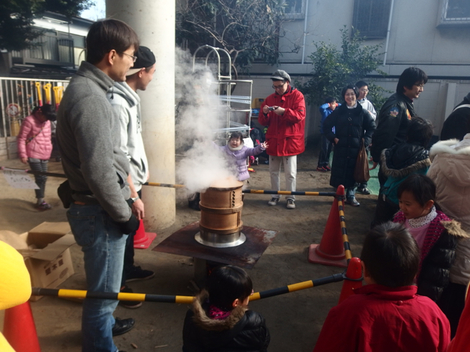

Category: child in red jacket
[314, 222, 450, 352]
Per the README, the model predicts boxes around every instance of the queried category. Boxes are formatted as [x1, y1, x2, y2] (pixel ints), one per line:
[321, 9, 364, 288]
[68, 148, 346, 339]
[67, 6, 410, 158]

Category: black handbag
[57, 180, 74, 208]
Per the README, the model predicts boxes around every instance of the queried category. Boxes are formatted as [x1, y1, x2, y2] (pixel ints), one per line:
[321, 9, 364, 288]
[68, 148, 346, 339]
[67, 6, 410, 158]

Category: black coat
[440, 92, 470, 141]
[324, 104, 376, 188]
[394, 212, 466, 305]
[370, 92, 416, 162]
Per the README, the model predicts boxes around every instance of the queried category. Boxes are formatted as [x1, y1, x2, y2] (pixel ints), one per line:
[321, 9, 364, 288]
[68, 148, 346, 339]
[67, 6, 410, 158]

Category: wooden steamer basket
[195, 180, 246, 248]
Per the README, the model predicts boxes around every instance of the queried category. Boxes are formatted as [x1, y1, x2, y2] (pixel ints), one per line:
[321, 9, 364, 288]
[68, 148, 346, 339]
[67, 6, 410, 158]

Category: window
[284, 0, 305, 20]
[352, 0, 391, 39]
[439, 0, 470, 26]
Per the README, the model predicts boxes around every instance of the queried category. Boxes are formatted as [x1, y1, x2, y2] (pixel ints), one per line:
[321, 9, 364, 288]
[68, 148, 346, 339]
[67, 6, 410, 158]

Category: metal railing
[0, 77, 69, 159]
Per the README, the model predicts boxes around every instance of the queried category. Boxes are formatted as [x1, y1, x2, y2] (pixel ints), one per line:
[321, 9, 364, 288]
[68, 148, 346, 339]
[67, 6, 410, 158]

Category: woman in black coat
[324, 85, 376, 206]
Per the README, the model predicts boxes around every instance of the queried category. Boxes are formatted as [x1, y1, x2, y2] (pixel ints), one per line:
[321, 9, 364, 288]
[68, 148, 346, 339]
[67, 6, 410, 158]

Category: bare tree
[177, 0, 286, 77]
[0, 0, 93, 51]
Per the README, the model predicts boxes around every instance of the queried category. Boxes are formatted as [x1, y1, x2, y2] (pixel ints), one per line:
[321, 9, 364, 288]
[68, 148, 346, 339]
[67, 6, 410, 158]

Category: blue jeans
[346, 187, 356, 200]
[28, 158, 48, 199]
[67, 203, 127, 352]
[317, 134, 332, 167]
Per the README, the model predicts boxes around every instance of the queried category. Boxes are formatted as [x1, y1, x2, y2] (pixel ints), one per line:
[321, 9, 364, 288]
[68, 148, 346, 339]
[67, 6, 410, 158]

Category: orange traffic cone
[308, 185, 347, 267]
[133, 219, 157, 249]
[338, 257, 363, 304]
[3, 301, 41, 352]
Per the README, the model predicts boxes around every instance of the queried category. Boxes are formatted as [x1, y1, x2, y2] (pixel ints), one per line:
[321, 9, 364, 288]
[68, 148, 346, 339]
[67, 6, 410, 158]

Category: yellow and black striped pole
[31, 273, 345, 303]
[249, 273, 344, 301]
[144, 182, 186, 189]
[0, 169, 340, 197]
[0, 166, 67, 178]
[31, 288, 194, 304]
[244, 189, 337, 197]
[336, 196, 353, 263]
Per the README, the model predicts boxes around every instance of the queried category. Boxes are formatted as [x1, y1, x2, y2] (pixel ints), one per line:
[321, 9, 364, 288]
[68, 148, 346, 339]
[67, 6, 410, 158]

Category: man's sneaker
[125, 266, 155, 282]
[119, 286, 142, 309]
[267, 197, 280, 206]
[324, 166, 331, 171]
[316, 166, 327, 172]
[357, 187, 371, 195]
[286, 199, 296, 209]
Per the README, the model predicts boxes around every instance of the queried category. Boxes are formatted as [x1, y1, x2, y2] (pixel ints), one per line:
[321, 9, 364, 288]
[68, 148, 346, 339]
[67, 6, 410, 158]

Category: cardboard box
[18, 222, 76, 301]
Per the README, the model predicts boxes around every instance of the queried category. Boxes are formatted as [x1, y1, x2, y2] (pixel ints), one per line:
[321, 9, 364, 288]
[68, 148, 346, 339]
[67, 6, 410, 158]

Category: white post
[106, 0, 176, 230]
[444, 82, 457, 119]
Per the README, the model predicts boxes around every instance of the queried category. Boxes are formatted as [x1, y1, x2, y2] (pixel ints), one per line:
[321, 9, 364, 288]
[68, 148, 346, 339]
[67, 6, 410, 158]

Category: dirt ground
[0, 143, 377, 352]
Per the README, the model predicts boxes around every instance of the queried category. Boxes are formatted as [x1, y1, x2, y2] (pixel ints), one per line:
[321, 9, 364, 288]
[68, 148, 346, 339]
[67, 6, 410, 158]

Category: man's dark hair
[397, 174, 436, 207]
[355, 81, 368, 89]
[407, 117, 433, 147]
[341, 85, 359, 100]
[206, 265, 253, 311]
[396, 67, 428, 94]
[86, 19, 139, 65]
[324, 97, 336, 104]
[361, 222, 419, 287]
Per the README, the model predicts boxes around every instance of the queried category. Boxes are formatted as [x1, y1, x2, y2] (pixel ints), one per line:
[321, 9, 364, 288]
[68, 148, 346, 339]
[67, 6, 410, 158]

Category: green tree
[0, 0, 93, 51]
[177, 0, 285, 78]
[299, 27, 388, 108]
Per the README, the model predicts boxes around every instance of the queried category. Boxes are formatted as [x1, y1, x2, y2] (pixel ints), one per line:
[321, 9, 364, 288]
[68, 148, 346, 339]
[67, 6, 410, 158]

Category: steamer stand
[153, 179, 277, 286]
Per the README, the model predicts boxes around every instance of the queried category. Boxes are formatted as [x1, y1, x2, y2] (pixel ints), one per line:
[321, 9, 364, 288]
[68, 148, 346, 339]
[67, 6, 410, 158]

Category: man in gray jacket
[108, 46, 156, 308]
[57, 19, 140, 351]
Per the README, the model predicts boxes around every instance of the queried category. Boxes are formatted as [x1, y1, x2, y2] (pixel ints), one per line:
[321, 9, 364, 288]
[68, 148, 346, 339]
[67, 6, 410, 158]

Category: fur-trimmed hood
[183, 290, 270, 352]
[442, 220, 469, 239]
[430, 135, 470, 160]
[428, 135, 470, 189]
[191, 290, 247, 332]
[381, 143, 430, 178]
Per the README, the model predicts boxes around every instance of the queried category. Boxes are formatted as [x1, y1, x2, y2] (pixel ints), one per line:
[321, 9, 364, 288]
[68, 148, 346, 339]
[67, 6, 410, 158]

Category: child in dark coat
[183, 265, 270, 352]
[372, 117, 432, 226]
[393, 174, 467, 306]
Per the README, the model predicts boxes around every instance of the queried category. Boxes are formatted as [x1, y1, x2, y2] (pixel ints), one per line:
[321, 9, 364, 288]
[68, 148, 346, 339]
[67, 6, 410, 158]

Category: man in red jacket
[258, 70, 306, 209]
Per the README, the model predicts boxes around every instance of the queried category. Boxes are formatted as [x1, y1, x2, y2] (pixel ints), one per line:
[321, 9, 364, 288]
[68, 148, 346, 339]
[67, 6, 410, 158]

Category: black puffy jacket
[394, 212, 466, 304]
[440, 92, 470, 141]
[183, 291, 270, 352]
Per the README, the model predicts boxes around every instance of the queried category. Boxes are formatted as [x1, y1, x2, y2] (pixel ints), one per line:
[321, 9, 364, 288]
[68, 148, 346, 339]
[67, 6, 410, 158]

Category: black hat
[126, 46, 156, 76]
[271, 69, 291, 82]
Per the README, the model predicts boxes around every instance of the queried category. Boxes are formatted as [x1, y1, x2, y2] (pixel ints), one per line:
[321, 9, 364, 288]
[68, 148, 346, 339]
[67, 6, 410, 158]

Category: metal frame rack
[192, 45, 253, 142]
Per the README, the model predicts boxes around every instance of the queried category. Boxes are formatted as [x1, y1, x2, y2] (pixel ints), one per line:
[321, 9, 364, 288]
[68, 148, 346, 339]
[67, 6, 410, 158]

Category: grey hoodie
[108, 82, 149, 191]
[57, 61, 131, 223]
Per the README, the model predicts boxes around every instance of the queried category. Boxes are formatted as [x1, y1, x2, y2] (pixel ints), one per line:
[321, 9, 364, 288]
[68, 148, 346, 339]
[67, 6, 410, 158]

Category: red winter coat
[258, 86, 305, 156]
[313, 285, 450, 352]
[17, 114, 52, 160]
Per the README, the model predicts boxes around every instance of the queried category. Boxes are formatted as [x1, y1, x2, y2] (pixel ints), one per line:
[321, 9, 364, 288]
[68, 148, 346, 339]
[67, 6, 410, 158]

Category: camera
[268, 106, 276, 111]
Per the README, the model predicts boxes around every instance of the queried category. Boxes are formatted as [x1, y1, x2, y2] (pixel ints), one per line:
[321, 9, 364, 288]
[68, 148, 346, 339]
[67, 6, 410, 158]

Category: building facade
[244, 0, 470, 140]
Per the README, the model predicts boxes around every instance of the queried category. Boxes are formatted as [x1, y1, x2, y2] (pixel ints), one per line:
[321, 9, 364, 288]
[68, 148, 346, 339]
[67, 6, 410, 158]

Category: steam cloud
[175, 48, 238, 194]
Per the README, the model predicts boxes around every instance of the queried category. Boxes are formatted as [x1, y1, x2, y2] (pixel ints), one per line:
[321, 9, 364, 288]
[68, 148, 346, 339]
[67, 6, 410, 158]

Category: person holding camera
[17, 104, 56, 210]
[258, 69, 306, 210]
